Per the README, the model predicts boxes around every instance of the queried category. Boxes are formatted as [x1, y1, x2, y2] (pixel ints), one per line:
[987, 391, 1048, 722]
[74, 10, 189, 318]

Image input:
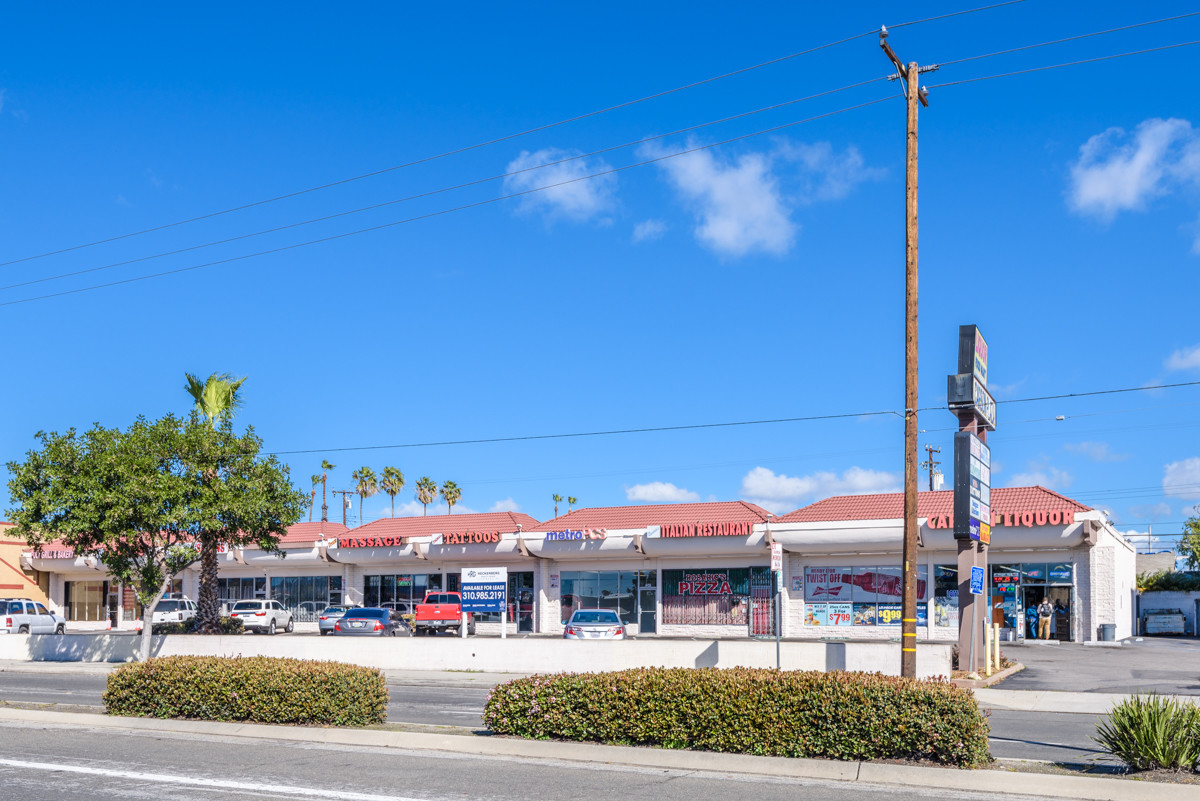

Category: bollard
[993, 623, 1001, 672]
[460, 612, 467, 639]
[983, 619, 993, 677]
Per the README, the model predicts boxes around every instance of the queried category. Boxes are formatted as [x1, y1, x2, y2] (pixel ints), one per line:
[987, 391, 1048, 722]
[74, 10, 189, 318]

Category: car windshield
[320, 607, 347, 615]
[232, 601, 261, 611]
[572, 611, 621, 625]
[343, 608, 387, 619]
[156, 601, 181, 612]
[424, 594, 457, 605]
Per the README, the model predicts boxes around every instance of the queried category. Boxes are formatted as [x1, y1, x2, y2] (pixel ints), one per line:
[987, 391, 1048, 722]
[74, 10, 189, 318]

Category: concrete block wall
[1139, 591, 1200, 634]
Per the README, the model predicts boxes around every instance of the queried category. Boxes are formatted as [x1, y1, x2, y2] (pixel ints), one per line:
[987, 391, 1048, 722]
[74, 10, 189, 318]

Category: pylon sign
[947, 325, 995, 543]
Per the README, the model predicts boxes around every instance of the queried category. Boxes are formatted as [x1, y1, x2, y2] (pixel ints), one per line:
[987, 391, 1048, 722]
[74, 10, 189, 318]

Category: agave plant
[1093, 693, 1200, 772]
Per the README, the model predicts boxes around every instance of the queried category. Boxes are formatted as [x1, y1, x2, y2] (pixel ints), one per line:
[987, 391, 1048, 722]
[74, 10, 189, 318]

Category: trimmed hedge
[484, 668, 991, 768]
[151, 616, 245, 635]
[104, 656, 388, 726]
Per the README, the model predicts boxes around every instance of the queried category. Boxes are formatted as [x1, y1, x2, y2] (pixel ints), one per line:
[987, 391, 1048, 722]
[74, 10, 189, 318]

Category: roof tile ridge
[1028, 484, 1091, 511]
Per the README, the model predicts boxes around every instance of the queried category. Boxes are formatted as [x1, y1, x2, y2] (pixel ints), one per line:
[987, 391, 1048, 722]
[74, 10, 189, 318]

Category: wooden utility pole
[922, 444, 942, 491]
[880, 26, 936, 680]
[331, 489, 360, 527]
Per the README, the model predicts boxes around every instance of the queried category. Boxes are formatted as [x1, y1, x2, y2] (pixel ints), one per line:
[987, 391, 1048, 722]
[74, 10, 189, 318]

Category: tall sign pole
[947, 325, 996, 674]
[881, 26, 937, 680]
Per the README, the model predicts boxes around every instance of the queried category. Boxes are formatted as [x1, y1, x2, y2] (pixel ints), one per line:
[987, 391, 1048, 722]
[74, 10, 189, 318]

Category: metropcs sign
[543, 528, 607, 541]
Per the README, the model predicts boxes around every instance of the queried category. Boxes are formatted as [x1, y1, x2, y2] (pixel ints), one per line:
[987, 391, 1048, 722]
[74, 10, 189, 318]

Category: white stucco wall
[1139, 591, 1200, 635]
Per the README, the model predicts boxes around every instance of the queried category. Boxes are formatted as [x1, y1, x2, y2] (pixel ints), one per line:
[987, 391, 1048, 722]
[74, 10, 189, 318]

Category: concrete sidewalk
[973, 688, 1192, 715]
[0, 705, 1191, 801]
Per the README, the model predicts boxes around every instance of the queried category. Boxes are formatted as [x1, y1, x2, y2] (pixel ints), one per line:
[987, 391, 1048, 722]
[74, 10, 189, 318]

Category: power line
[937, 11, 1200, 67]
[928, 39, 1200, 88]
[0, 96, 895, 308]
[0, 76, 889, 293]
[265, 378, 1200, 457]
[0, 1, 1029, 269]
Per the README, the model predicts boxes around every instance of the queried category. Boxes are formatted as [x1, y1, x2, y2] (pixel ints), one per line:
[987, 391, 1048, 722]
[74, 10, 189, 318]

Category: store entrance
[1022, 586, 1073, 641]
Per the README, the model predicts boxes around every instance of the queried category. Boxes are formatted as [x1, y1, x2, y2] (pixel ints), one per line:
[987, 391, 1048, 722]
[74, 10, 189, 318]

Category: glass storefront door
[1023, 585, 1073, 641]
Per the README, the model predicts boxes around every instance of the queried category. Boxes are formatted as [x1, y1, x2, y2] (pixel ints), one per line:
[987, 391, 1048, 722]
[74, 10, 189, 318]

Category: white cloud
[1166, 343, 1200, 371]
[1064, 441, 1129, 462]
[773, 140, 885, 202]
[1164, 457, 1200, 501]
[1068, 118, 1196, 221]
[488, 497, 521, 513]
[1008, 457, 1073, 490]
[503, 148, 616, 223]
[740, 466, 900, 514]
[632, 218, 667, 243]
[625, 482, 700, 503]
[1128, 502, 1173, 520]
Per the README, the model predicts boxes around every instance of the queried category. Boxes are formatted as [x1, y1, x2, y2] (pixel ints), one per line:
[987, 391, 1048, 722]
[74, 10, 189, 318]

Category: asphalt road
[0, 671, 1112, 764]
[0, 721, 1067, 801]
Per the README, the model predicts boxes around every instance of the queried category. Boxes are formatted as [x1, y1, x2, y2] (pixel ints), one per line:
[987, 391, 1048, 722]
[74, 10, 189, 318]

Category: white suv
[151, 598, 198, 626]
[230, 600, 294, 634]
[2, 598, 66, 634]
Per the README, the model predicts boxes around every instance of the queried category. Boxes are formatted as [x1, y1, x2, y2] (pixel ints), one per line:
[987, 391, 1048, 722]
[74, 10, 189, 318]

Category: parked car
[563, 609, 627, 640]
[1, 598, 66, 635]
[317, 605, 357, 635]
[333, 607, 409, 637]
[151, 598, 198, 626]
[229, 599, 294, 634]
[413, 591, 475, 636]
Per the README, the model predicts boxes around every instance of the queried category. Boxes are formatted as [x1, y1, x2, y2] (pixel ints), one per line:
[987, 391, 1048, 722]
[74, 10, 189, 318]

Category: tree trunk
[391, 495, 395, 517]
[197, 540, 220, 634]
[139, 585, 169, 662]
[309, 491, 315, 522]
[321, 477, 328, 522]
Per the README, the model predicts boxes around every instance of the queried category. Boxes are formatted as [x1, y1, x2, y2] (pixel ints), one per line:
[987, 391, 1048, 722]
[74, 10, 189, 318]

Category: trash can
[1099, 623, 1116, 642]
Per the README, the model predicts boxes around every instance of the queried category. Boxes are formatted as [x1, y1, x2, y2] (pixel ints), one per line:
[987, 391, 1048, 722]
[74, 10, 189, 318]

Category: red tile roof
[528, 501, 773, 532]
[277, 521, 349, 545]
[348, 511, 542, 540]
[778, 486, 1090, 523]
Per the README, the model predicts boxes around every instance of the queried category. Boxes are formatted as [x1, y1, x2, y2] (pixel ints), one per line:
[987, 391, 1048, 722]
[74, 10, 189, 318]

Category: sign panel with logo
[954, 430, 992, 542]
[970, 566, 985, 595]
[460, 566, 508, 614]
[770, 542, 783, 573]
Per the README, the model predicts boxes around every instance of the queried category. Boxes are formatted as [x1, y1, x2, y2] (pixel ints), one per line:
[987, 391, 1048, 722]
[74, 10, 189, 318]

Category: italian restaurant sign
[656, 522, 754, 538]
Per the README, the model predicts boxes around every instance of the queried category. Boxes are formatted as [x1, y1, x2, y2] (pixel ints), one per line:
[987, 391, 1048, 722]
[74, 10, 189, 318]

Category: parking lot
[1001, 636, 1200, 695]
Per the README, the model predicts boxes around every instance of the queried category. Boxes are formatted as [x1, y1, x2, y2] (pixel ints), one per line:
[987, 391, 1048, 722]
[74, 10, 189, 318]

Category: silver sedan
[317, 606, 355, 635]
[563, 609, 627, 639]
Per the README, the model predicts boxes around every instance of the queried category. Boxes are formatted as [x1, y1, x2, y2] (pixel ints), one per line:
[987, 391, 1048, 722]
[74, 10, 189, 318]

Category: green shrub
[104, 656, 387, 726]
[484, 668, 991, 768]
[1094, 693, 1200, 772]
[1138, 570, 1200, 592]
[151, 616, 245, 635]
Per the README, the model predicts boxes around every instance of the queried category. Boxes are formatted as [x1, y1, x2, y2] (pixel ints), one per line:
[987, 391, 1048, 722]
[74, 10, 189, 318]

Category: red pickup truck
[413, 591, 476, 636]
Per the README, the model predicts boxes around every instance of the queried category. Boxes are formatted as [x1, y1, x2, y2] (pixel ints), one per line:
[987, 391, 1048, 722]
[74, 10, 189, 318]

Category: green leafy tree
[379, 467, 405, 518]
[6, 414, 306, 659]
[351, 467, 378, 526]
[552, 494, 563, 518]
[320, 459, 335, 521]
[567, 496, 578, 513]
[415, 476, 437, 516]
[441, 480, 462, 514]
[1180, 505, 1200, 570]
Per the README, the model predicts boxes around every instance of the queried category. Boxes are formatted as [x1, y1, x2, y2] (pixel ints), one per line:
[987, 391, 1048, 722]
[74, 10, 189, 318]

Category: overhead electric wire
[0, 1, 1030, 269]
[928, 39, 1200, 88]
[264, 379, 1200, 457]
[936, 10, 1200, 67]
[0, 96, 895, 308]
[0, 76, 889, 293]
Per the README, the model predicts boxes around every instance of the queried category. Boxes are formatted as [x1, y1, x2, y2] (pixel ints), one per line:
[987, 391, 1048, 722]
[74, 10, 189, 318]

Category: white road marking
[0, 758, 434, 801]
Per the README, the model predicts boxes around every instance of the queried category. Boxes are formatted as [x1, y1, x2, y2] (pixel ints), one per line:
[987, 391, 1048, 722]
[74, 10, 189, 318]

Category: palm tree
[552, 494, 563, 518]
[185, 372, 247, 424]
[568, 496, 578, 513]
[309, 475, 321, 522]
[441, 480, 462, 514]
[415, 476, 438, 516]
[351, 467, 378, 526]
[379, 467, 405, 518]
[183, 371, 246, 635]
[320, 460, 335, 522]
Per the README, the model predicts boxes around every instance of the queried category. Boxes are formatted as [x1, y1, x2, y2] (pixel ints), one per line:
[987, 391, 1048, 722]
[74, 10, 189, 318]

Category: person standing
[1037, 597, 1054, 640]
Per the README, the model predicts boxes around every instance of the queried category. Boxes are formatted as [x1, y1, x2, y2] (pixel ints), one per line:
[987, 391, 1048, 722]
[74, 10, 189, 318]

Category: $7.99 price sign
[827, 603, 852, 626]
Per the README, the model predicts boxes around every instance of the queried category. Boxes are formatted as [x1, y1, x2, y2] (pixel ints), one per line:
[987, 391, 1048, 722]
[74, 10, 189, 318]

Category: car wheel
[285, 618, 294, 633]
[55, 624, 65, 635]
[268, 620, 276, 636]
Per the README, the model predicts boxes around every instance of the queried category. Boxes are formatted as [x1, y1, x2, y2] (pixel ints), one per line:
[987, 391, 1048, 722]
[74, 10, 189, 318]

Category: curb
[953, 662, 1025, 689]
[0, 707, 1194, 800]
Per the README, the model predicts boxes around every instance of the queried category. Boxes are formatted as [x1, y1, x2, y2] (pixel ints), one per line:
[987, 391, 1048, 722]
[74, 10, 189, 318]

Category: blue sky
[2, 2, 1198, 548]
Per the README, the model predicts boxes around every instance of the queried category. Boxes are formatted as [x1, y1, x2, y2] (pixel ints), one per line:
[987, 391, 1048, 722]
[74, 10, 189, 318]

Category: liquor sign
[460, 566, 507, 614]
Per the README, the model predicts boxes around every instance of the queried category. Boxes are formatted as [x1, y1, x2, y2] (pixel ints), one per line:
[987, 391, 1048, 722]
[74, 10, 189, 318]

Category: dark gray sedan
[317, 606, 356, 635]
[333, 607, 409, 637]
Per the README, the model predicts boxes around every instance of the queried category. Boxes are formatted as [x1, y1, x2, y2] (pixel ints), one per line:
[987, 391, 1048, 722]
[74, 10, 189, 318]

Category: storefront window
[933, 565, 959, 628]
[64, 580, 107, 621]
[474, 572, 535, 629]
[561, 570, 656, 631]
[364, 572, 458, 610]
[217, 577, 266, 614]
[803, 565, 927, 627]
[661, 568, 767, 626]
[269, 576, 343, 622]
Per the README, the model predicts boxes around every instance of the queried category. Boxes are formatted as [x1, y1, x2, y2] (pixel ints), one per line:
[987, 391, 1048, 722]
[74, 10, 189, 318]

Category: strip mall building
[17, 485, 1136, 642]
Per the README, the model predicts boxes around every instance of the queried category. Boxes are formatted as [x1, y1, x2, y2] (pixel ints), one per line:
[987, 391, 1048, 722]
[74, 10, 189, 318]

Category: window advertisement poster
[804, 603, 828, 626]
[848, 565, 929, 602]
[877, 603, 902, 626]
[917, 603, 928, 627]
[1049, 563, 1074, 583]
[853, 603, 877, 626]
[827, 602, 852, 626]
[803, 566, 853, 602]
[1023, 564, 1047, 582]
[791, 576, 804, 593]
